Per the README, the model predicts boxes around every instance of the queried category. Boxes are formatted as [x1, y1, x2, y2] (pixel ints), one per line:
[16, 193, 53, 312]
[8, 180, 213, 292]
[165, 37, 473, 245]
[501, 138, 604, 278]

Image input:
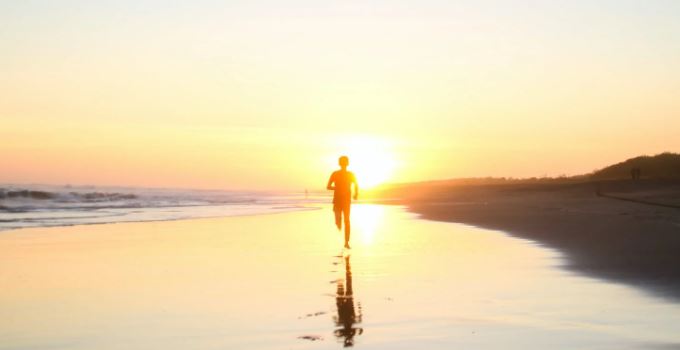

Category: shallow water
[0, 185, 318, 231]
[1, 204, 679, 349]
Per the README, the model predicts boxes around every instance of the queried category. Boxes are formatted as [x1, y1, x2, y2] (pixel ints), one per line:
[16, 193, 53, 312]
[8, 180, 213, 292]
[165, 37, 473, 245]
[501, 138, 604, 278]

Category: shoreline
[0, 204, 321, 234]
[388, 180, 680, 301]
[7, 180, 680, 304]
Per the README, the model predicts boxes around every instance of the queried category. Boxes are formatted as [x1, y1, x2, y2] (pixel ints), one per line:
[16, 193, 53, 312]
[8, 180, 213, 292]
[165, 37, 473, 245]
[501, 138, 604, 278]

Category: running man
[327, 156, 359, 249]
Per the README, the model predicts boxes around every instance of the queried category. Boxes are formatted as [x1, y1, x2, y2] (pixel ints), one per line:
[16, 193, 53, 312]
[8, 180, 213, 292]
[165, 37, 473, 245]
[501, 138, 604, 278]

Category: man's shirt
[329, 170, 356, 203]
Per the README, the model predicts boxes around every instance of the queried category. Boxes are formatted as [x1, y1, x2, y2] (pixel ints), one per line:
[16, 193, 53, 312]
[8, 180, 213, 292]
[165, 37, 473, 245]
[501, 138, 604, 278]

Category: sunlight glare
[329, 135, 398, 189]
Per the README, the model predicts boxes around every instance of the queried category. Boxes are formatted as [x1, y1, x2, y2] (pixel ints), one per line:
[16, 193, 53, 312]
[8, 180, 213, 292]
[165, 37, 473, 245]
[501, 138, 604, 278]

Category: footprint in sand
[298, 311, 327, 319]
[298, 335, 324, 341]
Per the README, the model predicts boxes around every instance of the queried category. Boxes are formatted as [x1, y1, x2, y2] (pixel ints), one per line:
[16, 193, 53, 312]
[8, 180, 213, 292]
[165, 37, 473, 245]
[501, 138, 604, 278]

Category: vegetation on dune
[590, 153, 680, 180]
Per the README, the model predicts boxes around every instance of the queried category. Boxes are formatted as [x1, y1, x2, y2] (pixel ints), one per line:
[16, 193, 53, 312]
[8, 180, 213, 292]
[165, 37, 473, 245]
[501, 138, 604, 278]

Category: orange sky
[2, 1, 679, 190]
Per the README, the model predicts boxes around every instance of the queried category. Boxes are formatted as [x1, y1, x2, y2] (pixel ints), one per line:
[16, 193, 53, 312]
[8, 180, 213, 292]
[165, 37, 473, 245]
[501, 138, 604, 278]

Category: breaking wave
[0, 185, 324, 231]
[0, 189, 137, 202]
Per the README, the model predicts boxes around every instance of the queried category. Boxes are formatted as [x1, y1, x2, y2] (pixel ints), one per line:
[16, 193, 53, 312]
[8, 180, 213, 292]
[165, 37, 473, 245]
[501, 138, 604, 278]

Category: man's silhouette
[327, 156, 359, 249]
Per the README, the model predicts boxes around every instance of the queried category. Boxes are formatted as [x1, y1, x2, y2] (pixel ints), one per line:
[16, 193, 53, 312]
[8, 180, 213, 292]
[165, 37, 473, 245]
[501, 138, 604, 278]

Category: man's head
[338, 156, 349, 169]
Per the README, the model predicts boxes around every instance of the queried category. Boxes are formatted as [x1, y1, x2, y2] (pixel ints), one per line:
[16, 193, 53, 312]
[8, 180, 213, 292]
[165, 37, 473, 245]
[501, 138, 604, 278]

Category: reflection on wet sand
[334, 254, 363, 347]
[4, 205, 680, 349]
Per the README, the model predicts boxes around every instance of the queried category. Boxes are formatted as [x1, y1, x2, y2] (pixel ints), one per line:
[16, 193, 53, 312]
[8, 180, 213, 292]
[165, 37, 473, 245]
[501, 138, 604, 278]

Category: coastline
[390, 180, 680, 301]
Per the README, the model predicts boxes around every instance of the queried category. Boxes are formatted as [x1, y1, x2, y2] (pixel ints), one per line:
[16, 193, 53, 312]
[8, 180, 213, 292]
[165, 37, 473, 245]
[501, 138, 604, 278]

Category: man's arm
[353, 175, 359, 200]
[326, 173, 335, 191]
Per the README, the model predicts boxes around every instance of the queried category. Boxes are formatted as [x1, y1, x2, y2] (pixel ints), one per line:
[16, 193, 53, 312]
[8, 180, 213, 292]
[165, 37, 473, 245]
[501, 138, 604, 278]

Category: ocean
[0, 185, 322, 231]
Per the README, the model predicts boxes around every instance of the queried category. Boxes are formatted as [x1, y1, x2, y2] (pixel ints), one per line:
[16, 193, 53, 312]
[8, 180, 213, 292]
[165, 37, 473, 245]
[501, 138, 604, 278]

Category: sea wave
[0, 185, 326, 231]
[0, 188, 137, 204]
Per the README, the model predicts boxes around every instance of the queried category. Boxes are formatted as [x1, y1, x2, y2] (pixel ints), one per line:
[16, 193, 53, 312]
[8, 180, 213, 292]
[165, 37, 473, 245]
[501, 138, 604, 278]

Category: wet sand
[2, 204, 680, 349]
[388, 180, 680, 301]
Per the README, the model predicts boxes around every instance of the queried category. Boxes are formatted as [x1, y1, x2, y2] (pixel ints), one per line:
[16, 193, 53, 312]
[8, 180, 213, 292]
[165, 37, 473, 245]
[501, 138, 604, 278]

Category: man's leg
[343, 204, 351, 247]
[334, 206, 342, 230]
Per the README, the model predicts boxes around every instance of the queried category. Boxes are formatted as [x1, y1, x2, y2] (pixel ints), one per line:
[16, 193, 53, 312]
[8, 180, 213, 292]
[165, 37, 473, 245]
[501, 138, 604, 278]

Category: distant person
[631, 167, 641, 180]
[327, 156, 359, 249]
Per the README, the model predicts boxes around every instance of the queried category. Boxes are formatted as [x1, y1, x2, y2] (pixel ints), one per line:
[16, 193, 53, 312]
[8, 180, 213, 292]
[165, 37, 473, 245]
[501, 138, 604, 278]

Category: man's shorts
[333, 199, 351, 213]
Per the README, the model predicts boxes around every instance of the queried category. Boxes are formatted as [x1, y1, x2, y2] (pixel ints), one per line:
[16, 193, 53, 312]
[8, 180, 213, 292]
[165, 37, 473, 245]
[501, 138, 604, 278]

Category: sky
[2, 0, 679, 190]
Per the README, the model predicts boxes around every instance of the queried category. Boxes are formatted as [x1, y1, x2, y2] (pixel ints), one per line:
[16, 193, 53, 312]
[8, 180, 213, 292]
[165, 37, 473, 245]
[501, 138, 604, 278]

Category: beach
[2, 204, 680, 349]
[385, 180, 680, 301]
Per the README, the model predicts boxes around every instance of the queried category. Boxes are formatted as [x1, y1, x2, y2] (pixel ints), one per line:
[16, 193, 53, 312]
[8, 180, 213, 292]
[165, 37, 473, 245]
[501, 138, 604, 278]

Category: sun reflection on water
[352, 204, 386, 246]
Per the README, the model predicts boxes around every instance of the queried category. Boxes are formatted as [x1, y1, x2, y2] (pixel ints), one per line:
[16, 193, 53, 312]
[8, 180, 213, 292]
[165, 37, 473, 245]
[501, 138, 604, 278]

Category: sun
[329, 135, 398, 189]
